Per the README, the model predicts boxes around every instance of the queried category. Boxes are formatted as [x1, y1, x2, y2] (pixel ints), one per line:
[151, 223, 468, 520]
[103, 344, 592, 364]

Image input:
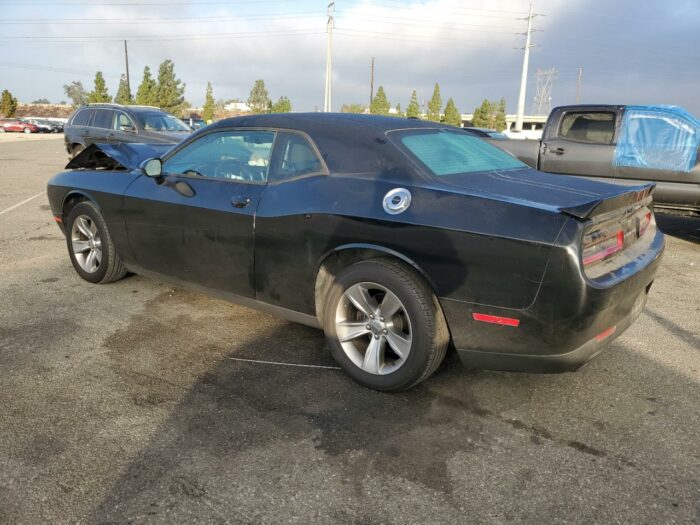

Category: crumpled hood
[438, 167, 655, 219]
[66, 143, 174, 171]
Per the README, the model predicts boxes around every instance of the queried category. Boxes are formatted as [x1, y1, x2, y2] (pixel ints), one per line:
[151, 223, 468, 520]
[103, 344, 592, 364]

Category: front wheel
[23, 127, 31, 134]
[323, 259, 449, 392]
[65, 201, 127, 284]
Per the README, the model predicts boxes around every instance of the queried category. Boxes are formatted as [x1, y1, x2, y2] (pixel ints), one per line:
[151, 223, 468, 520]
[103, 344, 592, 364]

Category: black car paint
[491, 104, 700, 214]
[47, 113, 664, 373]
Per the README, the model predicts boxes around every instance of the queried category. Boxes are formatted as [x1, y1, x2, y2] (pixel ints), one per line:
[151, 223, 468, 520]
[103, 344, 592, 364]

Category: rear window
[71, 109, 94, 126]
[560, 112, 615, 144]
[397, 130, 525, 176]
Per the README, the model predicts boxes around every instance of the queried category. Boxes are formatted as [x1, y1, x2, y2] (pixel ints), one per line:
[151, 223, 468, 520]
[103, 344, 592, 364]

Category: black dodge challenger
[47, 113, 664, 391]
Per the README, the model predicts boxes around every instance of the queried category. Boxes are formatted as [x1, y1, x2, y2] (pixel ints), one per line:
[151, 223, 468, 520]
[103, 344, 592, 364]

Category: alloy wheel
[335, 282, 412, 375]
[70, 215, 102, 273]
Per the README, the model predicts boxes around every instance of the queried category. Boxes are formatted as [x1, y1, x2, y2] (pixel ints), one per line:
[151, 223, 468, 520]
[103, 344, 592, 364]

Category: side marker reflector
[53, 216, 62, 223]
[595, 326, 616, 342]
[472, 313, 520, 327]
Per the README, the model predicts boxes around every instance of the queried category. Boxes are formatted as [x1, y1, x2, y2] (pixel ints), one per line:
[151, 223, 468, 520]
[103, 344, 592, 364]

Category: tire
[0, 127, 5, 133]
[323, 258, 449, 392]
[23, 127, 31, 134]
[71, 144, 85, 159]
[65, 201, 127, 284]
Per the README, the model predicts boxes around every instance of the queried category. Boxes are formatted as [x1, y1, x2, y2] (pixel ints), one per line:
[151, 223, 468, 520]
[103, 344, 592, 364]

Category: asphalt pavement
[0, 136, 698, 524]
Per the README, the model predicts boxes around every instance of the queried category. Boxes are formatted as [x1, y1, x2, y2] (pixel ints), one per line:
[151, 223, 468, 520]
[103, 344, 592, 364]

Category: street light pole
[515, 4, 539, 132]
[324, 2, 335, 112]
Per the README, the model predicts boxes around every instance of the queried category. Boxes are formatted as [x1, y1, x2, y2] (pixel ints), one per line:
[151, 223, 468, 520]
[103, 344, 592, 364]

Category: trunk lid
[438, 167, 655, 220]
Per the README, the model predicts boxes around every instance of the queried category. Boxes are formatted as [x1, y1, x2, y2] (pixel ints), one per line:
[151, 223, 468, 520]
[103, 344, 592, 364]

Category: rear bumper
[452, 286, 648, 373]
[441, 227, 664, 373]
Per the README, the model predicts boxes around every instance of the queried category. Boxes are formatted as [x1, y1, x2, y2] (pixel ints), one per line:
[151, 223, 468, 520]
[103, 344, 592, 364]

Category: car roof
[208, 112, 450, 136]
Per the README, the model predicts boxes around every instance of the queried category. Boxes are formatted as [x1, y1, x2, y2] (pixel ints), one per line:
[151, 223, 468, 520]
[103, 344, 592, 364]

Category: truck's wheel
[65, 201, 127, 284]
[323, 258, 449, 392]
[71, 144, 85, 159]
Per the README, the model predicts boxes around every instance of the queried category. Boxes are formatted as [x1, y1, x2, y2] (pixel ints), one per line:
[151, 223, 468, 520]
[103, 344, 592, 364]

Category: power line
[0, 12, 323, 24]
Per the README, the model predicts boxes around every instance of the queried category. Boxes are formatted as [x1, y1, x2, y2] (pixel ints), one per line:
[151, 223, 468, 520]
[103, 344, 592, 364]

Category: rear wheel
[0, 127, 5, 133]
[323, 259, 449, 391]
[23, 127, 31, 134]
[65, 201, 127, 284]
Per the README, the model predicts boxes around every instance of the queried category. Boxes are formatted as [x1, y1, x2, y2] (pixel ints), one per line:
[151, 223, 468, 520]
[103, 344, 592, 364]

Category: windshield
[397, 130, 526, 176]
[135, 112, 191, 132]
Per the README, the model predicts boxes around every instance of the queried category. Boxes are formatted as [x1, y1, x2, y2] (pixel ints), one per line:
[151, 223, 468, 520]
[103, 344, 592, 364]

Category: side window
[113, 112, 135, 131]
[560, 112, 615, 144]
[92, 109, 114, 129]
[71, 109, 93, 126]
[162, 130, 275, 183]
[269, 132, 323, 182]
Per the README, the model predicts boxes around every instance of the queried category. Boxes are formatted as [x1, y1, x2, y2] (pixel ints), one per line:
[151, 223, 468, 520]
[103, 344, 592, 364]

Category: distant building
[224, 102, 251, 113]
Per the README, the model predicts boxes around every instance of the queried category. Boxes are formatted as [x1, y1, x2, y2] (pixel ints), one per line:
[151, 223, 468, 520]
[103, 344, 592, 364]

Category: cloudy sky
[1, 0, 699, 115]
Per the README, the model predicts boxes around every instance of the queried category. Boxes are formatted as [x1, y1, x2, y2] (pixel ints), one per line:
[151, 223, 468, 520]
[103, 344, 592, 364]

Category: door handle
[231, 196, 251, 208]
[552, 147, 565, 155]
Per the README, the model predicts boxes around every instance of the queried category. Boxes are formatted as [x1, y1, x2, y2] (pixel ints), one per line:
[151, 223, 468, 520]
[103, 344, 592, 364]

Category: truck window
[560, 112, 615, 144]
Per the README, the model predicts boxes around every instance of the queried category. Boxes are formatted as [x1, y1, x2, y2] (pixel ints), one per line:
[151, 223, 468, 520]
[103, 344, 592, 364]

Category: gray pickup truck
[489, 104, 700, 214]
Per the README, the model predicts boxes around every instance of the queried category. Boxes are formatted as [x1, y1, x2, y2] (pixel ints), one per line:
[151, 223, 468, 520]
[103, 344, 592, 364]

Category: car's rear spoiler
[66, 143, 174, 171]
[559, 183, 655, 220]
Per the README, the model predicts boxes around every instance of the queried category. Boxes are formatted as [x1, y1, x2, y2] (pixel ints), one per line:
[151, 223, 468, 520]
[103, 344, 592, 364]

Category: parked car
[24, 118, 62, 133]
[463, 127, 508, 139]
[181, 117, 207, 130]
[47, 113, 664, 391]
[0, 119, 40, 133]
[489, 105, 700, 214]
[64, 103, 192, 159]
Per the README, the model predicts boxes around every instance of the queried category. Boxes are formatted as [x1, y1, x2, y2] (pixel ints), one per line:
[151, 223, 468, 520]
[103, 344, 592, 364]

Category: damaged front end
[66, 143, 174, 171]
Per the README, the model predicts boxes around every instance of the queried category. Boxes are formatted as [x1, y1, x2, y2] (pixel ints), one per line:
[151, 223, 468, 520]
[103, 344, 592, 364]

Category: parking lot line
[0, 191, 44, 216]
[228, 357, 341, 370]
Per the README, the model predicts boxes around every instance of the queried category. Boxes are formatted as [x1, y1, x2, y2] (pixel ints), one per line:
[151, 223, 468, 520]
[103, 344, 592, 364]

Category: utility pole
[124, 40, 131, 99]
[324, 2, 335, 113]
[576, 67, 583, 103]
[369, 57, 375, 109]
[515, 4, 541, 132]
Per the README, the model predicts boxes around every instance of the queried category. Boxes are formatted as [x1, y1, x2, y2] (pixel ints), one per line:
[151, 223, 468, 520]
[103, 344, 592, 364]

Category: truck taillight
[582, 225, 624, 266]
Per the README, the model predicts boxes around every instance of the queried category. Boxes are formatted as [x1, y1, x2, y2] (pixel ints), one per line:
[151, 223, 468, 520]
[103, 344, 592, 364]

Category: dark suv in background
[64, 103, 192, 158]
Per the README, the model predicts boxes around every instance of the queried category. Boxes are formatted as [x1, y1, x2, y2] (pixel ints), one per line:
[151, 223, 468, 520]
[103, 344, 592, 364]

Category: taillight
[638, 211, 652, 238]
[582, 225, 624, 266]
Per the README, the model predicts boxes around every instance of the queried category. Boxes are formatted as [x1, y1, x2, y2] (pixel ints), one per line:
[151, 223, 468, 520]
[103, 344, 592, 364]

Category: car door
[123, 129, 275, 298]
[69, 108, 96, 145]
[539, 110, 618, 179]
[90, 109, 115, 144]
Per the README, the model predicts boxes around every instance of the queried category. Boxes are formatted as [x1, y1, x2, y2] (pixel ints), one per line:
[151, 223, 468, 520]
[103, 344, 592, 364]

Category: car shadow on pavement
[655, 212, 700, 244]
[87, 289, 700, 524]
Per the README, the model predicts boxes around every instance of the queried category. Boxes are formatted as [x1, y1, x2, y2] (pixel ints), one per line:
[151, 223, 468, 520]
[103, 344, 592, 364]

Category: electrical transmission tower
[531, 67, 558, 115]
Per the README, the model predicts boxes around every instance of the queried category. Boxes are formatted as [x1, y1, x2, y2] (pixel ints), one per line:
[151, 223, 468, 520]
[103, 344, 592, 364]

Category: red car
[0, 119, 40, 133]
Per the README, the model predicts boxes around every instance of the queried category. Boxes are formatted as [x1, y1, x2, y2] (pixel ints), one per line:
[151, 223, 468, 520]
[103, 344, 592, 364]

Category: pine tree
[427, 83, 442, 122]
[394, 103, 403, 117]
[87, 71, 112, 103]
[495, 98, 507, 131]
[270, 96, 292, 113]
[155, 59, 186, 113]
[135, 66, 158, 106]
[472, 99, 492, 128]
[114, 74, 133, 105]
[247, 80, 270, 114]
[202, 82, 215, 121]
[0, 89, 18, 117]
[443, 98, 461, 127]
[406, 90, 420, 118]
[370, 86, 390, 115]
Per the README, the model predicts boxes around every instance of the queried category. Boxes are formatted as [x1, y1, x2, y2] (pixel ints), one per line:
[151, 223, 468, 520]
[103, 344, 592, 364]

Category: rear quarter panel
[254, 173, 567, 315]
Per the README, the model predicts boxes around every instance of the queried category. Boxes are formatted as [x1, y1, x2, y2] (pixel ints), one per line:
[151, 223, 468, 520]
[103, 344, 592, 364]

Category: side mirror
[120, 124, 136, 132]
[143, 158, 162, 177]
